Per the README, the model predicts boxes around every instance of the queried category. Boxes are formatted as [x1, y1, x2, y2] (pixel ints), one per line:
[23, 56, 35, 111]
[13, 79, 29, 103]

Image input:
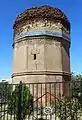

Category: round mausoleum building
[12, 5, 71, 84]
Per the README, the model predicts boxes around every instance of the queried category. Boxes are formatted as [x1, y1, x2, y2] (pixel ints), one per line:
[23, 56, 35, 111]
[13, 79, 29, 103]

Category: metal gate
[0, 81, 82, 120]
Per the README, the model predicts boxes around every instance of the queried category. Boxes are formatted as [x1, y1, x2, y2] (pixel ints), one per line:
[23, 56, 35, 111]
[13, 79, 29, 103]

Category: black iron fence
[0, 81, 82, 120]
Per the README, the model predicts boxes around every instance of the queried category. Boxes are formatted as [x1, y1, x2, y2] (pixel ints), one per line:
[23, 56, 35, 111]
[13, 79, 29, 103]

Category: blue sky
[0, 0, 82, 79]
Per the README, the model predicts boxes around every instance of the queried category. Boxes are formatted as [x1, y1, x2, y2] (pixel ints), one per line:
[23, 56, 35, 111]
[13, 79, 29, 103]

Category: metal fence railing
[0, 81, 82, 120]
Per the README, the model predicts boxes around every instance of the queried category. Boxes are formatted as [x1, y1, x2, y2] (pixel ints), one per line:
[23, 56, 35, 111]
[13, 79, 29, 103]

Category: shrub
[7, 84, 33, 120]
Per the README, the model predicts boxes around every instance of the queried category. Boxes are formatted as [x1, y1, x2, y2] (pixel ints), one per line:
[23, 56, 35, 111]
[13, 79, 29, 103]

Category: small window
[34, 54, 36, 60]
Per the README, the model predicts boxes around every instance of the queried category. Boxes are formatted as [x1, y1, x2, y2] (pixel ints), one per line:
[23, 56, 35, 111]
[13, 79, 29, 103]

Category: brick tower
[12, 5, 71, 84]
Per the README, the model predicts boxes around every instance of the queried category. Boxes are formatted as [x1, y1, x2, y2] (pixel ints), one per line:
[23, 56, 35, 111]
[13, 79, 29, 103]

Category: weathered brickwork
[12, 6, 71, 101]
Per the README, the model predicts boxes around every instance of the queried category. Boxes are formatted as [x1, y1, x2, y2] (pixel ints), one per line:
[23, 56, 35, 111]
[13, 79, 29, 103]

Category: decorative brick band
[14, 31, 70, 41]
[13, 35, 71, 49]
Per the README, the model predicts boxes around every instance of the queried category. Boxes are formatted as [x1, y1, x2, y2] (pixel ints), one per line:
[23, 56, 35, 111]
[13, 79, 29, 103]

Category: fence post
[17, 81, 22, 120]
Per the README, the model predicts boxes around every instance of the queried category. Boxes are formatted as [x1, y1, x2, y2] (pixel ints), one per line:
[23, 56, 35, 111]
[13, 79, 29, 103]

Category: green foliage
[71, 73, 82, 81]
[71, 73, 82, 106]
[50, 73, 82, 120]
[52, 97, 82, 120]
[0, 82, 12, 102]
[7, 84, 33, 120]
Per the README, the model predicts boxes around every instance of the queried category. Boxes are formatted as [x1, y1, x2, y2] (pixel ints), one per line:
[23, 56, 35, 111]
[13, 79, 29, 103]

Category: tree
[71, 73, 82, 106]
[7, 84, 33, 120]
[51, 97, 82, 120]
[71, 73, 82, 81]
[50, 73, 82, 120]
[0, 81, 12, 103]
